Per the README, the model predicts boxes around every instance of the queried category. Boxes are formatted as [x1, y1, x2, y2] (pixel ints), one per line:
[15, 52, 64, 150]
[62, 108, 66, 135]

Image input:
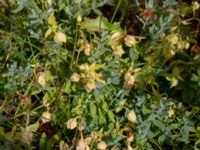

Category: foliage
[0, 0, 200, 149]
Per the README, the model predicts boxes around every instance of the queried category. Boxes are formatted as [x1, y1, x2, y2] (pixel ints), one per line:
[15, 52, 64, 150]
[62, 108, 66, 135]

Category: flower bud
[126, 132, 134, 142]
[77, 15, 82, 23]
[66, 118, 77, 130]
[127, 110, 137, 123]
[97, 141, 107, 150]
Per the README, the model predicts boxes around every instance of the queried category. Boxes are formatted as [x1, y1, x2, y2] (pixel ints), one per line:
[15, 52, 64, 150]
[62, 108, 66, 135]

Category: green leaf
[26, 122, 39, 132]
[47, 133, 61, 150]
[101, 102, 108, 112]
[81, 16, 106, 32]
[62, 81, 71, 93]
[90, 103, 97, 118]
[0, 127, 4, 135]
[98, 109, 106, 125]
[153, 120, 165, 130]
[108, 111, 115, 122]
[39, 133, 47, 150]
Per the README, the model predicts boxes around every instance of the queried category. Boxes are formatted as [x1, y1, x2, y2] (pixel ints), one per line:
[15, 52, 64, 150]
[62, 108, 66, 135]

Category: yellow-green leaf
[48, 15, 57, 26]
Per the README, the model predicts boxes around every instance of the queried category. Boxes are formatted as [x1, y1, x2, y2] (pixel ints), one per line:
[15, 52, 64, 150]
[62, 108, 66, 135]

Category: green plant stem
[26, 33, 35, 61]
[70, 25, 78, 70]
[110, 0, 122, 23]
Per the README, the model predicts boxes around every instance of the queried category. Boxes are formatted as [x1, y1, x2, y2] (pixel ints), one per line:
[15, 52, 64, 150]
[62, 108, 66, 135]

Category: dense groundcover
[0, 0, 200, 149]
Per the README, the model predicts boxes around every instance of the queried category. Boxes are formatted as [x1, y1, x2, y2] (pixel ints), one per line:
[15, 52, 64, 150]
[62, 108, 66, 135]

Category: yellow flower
[124, 35, 137, 47]
[177, 40, 184, 49]
[123, 71, 135, 89]
[84, 81, 96, 93]
[71, 73, 80, 82]
[169, 34, 178, 45]
[166, 76, 178, 88]
[83, 43, 91, 56]
[97, 141, 107, 150]
[108, 31, 125, 49]
[79, 63, 90, 71]
[167, 107, 175, 117]
[38, 73, 46, 86]
[113, 45, 125, 57]
[77, 15, 82, 23]
[192, 1, 200, 11]
[54, 31, 67, 44]
[185, 42, 190, 49]
[41, 111, 51, 123]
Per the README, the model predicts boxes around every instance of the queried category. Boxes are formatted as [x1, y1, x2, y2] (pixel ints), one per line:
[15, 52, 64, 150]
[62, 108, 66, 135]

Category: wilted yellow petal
[66, 118, 77, 130]
[54, 32, 67, 44]
[97, 141, 107, 150]
[124, 72, 135, 86]
[41, 111, 51, 123]
[127, 110, 137, 123]
[21, 130, 33, 145]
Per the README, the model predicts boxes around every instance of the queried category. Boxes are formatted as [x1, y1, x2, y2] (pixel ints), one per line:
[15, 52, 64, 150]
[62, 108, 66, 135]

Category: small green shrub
[0, 0, 200, 149]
